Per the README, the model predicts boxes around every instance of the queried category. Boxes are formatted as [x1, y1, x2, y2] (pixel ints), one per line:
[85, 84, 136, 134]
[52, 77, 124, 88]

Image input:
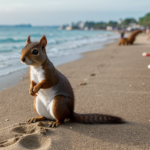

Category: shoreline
[0, 54, 82, 91]
[0, 38, 116, 91]
[1, 34, 150, 149]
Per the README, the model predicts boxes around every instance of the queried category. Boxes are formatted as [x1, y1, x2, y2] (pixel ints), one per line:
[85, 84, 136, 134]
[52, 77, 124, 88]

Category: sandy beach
[0, 33, 150, 149]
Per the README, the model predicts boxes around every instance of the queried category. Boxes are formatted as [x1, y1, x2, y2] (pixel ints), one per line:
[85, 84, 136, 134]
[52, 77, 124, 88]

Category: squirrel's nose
[21, 57, 26, 62]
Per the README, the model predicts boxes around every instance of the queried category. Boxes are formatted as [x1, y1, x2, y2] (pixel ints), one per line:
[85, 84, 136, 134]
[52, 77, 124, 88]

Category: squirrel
[20, 35, 124, 127]
[118, 30, 142, 46]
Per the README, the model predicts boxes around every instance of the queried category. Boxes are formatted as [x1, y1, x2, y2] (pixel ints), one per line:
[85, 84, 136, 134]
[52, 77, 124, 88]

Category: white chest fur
[30, 66, 56, 120]
[30, 66, 45, 84]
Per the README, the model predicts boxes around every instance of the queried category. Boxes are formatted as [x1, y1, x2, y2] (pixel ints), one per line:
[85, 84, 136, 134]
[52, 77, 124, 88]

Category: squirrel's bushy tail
[73, 112, 124, 124]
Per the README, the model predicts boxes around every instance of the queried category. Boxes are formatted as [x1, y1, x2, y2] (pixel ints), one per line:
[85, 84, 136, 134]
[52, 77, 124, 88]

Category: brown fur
[73, 113, 123, 124]
[29, 80, 36, 96]
[31, 59, 58, 93]
[118, 30, 142, 45]
[21, 35, 125, 126]
[53, 95, 74, 123]
[118, 38, 128, 45]
[33, 96, 38, 114]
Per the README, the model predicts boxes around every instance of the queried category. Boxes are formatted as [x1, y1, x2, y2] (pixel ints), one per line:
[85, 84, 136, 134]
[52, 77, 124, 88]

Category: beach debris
[129, 85, 132, 87]
[142, 52, 150, 57]
[90, 73, 96, 76]
[147, 65, 150, 69]
[5, 119, 9, 121]
[79, 82, 87, 86]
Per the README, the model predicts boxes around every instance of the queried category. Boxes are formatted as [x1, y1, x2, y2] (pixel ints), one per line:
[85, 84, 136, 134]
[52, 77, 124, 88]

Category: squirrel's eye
[32, 49, 38, 55]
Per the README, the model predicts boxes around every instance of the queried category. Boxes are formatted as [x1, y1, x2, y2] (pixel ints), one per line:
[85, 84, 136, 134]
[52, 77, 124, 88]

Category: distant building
[118, 19, 123, 24]
[78, 22, 85, 29]
[126, 23, 144, 31]
[106, 26, 113, 31]
[65, 26, 72, 30]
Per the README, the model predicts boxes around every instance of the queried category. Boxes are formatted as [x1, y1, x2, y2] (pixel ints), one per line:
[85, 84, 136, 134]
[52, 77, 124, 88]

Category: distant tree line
[61, 12, 150, 30]
[138, 13, 150, 26]
[81, 18, 137, 30]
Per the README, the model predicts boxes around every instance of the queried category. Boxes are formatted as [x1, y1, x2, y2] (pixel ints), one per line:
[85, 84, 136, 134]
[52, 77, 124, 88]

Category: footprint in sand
[0, 122, 51, 150]
[98, 64, 105, 68]
[110, 56, 114, 59]
[0, 137, 20, 147]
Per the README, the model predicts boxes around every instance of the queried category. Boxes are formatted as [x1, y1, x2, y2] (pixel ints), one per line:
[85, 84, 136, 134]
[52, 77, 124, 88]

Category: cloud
[0, 0, 149, 25]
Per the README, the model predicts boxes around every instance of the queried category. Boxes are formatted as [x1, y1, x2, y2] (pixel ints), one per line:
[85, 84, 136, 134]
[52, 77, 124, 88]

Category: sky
[0, 0, 150, 26]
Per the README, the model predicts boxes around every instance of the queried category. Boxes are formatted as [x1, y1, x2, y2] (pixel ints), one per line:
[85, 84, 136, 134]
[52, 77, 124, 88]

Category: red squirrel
[118, 30, 142, 45]
[20, 35, 124, 127]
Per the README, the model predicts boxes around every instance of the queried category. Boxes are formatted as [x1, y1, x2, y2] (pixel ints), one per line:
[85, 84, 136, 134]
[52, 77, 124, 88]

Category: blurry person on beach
[120, 30, 125, 38]
[146, 28, 150, 40]
[147, 33, 150, 40]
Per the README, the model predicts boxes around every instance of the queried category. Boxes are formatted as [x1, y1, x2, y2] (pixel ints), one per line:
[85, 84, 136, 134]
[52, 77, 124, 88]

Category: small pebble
[129, 85, 132, 87]
[79, 82, 87, 86]
[70, 127, 72, 129]
[5, 119, 9, 121]
[142, 83, 145, 85]
[91, 73, 96, 76]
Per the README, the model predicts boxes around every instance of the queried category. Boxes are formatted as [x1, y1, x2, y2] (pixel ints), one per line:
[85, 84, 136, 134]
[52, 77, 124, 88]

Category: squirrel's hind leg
[27, 96, 46, 123]
[49, 95, 72, 128]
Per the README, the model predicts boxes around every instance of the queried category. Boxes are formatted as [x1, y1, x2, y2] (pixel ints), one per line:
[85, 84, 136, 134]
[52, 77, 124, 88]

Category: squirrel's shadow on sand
[61, 121, 150, 147]
[129, 43, 147, 46]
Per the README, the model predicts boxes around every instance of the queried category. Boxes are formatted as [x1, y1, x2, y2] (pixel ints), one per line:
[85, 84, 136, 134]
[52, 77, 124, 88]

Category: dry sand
[0, 34, 150, 149]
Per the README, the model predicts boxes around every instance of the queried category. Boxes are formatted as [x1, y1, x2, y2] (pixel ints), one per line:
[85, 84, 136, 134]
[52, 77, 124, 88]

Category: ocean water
[0, 26, 119, 77]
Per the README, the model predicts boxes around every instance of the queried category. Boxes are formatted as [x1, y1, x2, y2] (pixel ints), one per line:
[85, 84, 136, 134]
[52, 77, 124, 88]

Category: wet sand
[0, 34, 150, 149]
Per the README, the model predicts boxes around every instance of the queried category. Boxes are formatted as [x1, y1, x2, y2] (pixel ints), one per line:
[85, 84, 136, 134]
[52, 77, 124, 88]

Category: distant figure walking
[146, 29, 150, 40]
[120, 31, 125, 38]
[147, 33, 150, 40]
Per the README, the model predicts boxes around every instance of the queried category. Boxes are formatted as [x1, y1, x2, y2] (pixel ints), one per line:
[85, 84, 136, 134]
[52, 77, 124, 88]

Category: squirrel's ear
[39, 36, 47, 47]
[26, 35, 31, 45]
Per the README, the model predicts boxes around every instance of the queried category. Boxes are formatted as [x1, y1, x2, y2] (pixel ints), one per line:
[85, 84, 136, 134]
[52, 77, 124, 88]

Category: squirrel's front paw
[33, 85, 40, 93]
[29, 89, 36, 96]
